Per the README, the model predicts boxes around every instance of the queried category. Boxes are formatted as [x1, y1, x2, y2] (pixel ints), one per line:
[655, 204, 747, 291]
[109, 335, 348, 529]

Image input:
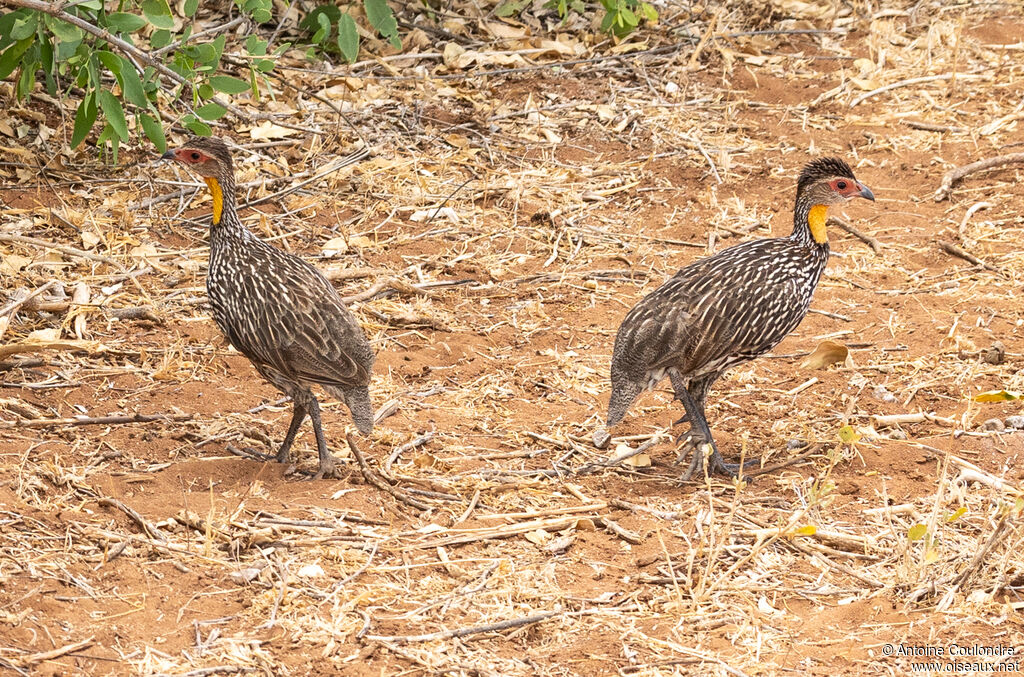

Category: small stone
[787, 438, 807, 450]
[982, 418, 1005, 432]
[593, 429, 611, 449]
[888, 429, 908, 440]
[872, 385, 897, 403]
[1005, 416, 1024, 430]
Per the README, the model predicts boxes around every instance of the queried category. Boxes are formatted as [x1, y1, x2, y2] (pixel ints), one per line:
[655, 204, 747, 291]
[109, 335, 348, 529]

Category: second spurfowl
[162, 136, 375, 478]
[599, 157, 875, 479]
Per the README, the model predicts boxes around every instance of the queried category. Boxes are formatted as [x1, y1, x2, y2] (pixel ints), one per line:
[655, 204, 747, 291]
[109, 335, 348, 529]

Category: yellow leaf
[924, 548, 940, 564]
[973, 389, 1022, 402]
[795, 525, 817, 536]
[837, 425, 861, 444]
[907, 524, 927, 541]
[946, 506, 967, 522]
[800, 340, 852, 369]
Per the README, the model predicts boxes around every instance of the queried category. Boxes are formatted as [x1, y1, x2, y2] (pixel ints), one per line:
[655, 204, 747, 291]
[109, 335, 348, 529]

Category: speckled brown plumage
[162, 136, 374, 478]
[601, 157, 875, 479]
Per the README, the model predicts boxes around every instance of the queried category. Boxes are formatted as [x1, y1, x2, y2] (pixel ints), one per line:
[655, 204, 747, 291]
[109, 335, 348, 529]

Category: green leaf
[195, 102, 227, 120]
[98, 88, 129, 141]
[0, 11, 27, 51]
[0, 37, 34, 80]
[364, 0, 400, 48]
[150, 29, 172, 50]
[16, 59, 35, 99]
[105, 12, 148, 33]
[337, 13, 359, 63]
[313, 12, 331, 44]
[71, 92, 97, 147]
[495, 0, 530, 16]
[246, 35, 268, 56]
[209, 75, 250, 93]
[96, 50, 122, 76]
[10, 15, 38, 41]
[254, 58, 274, 72]
[192, 42, 218, 65]
[119, 56, 147, 107]
[184, 0, 199, 17]
[184, 117, 212, 136]
[198, 83, 214, 99]
[142, 0, 175, 29]
[907, 524, 927, 542]
[639, 2, 658, 22]
[46, 17, 83, 43]
[139, 112, 166, 152]
[212, 34, 226, 64]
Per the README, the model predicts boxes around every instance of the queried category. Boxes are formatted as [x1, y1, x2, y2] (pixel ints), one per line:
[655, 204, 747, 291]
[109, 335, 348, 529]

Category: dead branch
[97, 498, 168, 542]
[828, 216, 880, 253]
[362, 609, 562, 643]
[346, 433, 429, 511]
[937, 241, 1006, 277]
[15, 636, 94, 667]
[934, 153, 1024, 201]
[1, 412, 192, 429]
[850, 73, 984, 107]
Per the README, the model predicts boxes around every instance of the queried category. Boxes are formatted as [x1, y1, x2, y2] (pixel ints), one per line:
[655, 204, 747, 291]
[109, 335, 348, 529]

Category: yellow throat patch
[808, 204, 829, 244]
[204, 177, 223, 225]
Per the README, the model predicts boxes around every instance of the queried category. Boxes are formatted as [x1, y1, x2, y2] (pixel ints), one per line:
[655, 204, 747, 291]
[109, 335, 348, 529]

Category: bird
[162, 136, 375, 478]
[598, 157, 875, 479]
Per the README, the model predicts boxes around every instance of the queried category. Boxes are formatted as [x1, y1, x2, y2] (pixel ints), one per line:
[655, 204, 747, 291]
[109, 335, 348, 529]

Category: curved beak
[160, 149, 176, 160]
[856, 182, 875, 201]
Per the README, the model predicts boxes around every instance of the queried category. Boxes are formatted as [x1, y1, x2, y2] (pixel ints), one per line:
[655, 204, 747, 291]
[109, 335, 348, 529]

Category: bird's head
[796, 157, 874, 244]
[161, 135, 233, 178]
[161, 136, 234, 224]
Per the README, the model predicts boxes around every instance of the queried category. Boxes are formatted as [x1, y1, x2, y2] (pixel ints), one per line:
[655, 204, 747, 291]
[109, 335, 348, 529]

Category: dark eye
[190, 152, 201, 161]
[836, 180, 848, 190]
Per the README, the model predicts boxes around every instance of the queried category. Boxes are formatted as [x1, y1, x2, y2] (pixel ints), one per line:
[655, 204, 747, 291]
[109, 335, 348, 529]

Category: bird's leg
[274, 401, 307, 463]
[674, 386, 741, 480]
[668, 372, 698, 444]
[306, 397, 337, 479]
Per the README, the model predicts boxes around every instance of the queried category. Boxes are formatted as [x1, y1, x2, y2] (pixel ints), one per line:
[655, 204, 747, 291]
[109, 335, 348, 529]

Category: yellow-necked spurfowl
[162, 136, 374, 478]
[599, 157, 874, 479]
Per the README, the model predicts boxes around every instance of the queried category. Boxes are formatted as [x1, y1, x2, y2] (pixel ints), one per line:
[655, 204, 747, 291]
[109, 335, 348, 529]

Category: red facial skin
[829, 177, 875, 201]
[166, 148, 211, 165]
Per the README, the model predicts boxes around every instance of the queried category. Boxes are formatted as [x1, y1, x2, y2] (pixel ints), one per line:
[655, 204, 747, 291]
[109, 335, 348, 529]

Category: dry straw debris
[2, 0, 1024, 675]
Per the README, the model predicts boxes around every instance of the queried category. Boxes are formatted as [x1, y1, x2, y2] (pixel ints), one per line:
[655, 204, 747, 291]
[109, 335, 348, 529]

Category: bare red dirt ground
[2, 4, 1024, 676]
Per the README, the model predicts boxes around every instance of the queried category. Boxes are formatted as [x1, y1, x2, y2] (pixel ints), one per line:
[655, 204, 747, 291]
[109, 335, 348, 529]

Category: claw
[312, 456, 337, 480]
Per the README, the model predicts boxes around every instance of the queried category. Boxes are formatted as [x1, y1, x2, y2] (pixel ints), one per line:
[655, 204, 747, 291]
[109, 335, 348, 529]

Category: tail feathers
[606, 378, 643, 428]
[330, 385, 374, 434]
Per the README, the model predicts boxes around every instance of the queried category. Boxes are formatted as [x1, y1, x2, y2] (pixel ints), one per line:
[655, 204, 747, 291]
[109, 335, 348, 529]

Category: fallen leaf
[622, 453, 651, 468]
[249, 121, 298, 140]
[800, 340, 852, 369]
[322, 236, 349, 257]
[0, 254, 32, 275]
[837, 424, 861, 444]
[974, 389, 1022, 402]
[524, 529, 550, 545]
